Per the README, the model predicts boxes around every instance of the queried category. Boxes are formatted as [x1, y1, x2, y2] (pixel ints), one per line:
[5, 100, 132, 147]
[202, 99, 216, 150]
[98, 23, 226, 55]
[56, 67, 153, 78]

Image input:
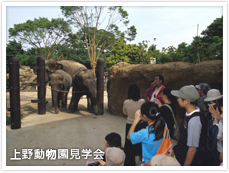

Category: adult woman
[156, 87, 176, 138]
[123, 83, 146, 166]
[127, 102, 165, 165]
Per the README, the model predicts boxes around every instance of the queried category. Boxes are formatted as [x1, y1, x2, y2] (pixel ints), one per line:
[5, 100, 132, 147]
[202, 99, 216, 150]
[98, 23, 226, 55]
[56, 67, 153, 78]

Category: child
[127, 102, 165, 165]
[171, 85, 205, 166]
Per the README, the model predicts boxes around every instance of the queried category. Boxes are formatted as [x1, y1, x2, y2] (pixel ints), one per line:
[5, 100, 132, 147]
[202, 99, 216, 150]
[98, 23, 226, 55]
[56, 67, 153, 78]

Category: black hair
[128, 83, 141, 101]
[105, 132, 121, 148]
[181, 98, 196, 106]
[162, 87, 174, 101]
[149, 80, 154, 85]
[140, 102, 165, 141]
[156, 74, 164, 84]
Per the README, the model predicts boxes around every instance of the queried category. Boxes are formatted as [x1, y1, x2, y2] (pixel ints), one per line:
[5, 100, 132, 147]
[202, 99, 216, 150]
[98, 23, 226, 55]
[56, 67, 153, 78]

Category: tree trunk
[91, 64, 96, 76]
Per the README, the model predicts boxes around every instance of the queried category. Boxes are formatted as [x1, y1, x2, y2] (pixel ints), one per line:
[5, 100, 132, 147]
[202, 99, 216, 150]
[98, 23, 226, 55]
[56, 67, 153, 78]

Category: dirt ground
[6, 88, 128, 167]
[5, 88, 177, 169]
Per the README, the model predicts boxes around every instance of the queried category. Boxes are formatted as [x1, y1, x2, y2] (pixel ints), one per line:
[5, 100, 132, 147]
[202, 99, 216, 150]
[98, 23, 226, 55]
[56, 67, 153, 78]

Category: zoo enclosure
[7, 57, 104, 129]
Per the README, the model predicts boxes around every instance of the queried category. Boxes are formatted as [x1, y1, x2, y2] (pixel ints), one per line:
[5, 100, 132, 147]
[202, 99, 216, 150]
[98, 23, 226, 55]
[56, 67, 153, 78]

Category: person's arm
[123, 101, 128, 116]
[95, 159, 107, 166]
[183, 147, 197, 166]
[127, 110, 141, 140]
[147, 97, 150, 102]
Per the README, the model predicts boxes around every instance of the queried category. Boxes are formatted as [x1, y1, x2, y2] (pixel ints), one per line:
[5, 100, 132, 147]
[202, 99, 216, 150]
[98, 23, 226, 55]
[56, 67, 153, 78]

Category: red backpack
[144, 125, 173, 166]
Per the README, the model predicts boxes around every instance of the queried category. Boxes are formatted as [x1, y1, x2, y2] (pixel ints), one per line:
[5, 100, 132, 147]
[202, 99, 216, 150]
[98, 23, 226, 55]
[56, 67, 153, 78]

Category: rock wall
[107, 60, 223, 126]
[7, 66, 37, 92]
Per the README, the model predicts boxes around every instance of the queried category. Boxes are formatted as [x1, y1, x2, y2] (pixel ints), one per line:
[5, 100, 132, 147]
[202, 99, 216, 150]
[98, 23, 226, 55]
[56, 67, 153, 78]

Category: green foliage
[6, 113, 23, 125]
[6, 40, 24, 64]
[127, 40, 150, 64]
[60, 6, 137, 73]
[9, 17, 71, 60]
[6, 116, 10, 125]
[106, 39, 129, 68]
[16, 48, 41, 66]
[148, 16, 223, 64]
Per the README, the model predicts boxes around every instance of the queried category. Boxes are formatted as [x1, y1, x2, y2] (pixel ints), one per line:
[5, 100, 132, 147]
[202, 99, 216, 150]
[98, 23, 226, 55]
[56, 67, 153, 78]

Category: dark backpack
[189, 112, 219, 165]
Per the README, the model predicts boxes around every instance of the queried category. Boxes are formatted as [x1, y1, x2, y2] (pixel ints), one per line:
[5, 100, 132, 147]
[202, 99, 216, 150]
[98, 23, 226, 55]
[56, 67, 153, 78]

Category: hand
[134, 110, 142, 122]
[219, 152, 223, 162]
[95, 159, 107, 166]
[156, 99, 162, 107]
[220, 106, 223, 119]
[209, 105, 220, 120]
[86, 161, 89, 166]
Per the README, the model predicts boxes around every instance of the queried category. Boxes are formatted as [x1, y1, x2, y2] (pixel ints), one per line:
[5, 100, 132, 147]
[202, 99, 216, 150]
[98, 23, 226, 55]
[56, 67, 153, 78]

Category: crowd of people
[86, 75, 223, 166]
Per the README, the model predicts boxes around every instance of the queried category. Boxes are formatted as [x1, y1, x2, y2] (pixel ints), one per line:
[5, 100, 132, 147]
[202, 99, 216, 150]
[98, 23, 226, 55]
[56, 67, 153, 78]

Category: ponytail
[141, 102, 165, 141]
[150, 113, 165, 141]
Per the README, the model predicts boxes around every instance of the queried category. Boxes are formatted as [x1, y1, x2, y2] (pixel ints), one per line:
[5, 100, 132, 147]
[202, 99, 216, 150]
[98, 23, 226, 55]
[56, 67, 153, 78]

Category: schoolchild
[127, 102, 166, 165]
[171, 85, 206, 166]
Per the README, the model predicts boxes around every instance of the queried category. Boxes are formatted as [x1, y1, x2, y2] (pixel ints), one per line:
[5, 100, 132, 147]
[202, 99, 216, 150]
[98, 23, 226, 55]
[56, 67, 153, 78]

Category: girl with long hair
[127, 102, 165, 165]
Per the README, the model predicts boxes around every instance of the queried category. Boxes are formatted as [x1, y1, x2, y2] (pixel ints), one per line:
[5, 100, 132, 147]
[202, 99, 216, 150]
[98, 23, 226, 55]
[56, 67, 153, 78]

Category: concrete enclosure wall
[107, 60, 223, 126]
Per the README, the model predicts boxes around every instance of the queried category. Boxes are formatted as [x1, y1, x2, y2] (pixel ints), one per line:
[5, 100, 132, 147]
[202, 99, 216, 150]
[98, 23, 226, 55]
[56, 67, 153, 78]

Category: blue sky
[4, 2, 224, 51]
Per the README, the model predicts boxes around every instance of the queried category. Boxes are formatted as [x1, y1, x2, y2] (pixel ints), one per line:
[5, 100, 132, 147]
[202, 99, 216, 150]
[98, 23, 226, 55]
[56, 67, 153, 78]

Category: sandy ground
[5, 88, 177, 168]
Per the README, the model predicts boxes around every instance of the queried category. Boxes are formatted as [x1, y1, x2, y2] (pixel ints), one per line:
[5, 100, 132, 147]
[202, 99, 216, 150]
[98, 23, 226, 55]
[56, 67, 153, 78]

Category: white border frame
[1, 1, 228, 171]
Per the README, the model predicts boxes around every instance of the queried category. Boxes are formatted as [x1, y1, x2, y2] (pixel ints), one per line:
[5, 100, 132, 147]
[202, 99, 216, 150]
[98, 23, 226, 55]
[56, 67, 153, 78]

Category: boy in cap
[96, 147, 126, 166]
[171, 85, 206, 166]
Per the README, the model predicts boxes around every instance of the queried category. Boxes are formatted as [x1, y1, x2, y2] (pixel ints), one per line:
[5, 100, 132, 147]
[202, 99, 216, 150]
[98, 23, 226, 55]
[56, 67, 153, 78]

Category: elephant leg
[61, 92, 68, 111]
[51, 90, 54, 112]
[88, 87, 98, 115]
[57, 92, 62, 108]
[52, 90, 59, 114]
[68, 93, 81, 113]
[87, 95, 92, 110]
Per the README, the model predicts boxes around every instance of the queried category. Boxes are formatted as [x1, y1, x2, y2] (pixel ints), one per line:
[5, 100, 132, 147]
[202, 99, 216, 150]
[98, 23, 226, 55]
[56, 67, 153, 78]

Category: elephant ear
[56, 62, 63, 70]
[46, 59, 57, 73]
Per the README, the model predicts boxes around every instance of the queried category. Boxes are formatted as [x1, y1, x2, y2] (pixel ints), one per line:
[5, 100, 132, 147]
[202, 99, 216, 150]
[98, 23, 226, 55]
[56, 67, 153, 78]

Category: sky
[4, 2, 224, 51]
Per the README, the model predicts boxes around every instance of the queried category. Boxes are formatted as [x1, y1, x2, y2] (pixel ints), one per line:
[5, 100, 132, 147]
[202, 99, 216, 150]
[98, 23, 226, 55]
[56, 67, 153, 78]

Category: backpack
[144, 125, 173, 166]
[189, 112, 219, 165]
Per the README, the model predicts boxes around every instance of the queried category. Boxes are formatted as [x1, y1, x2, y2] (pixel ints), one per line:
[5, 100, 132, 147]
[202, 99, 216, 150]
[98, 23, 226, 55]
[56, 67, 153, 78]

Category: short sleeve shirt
[123, 99, 145, 124]
[146, 88, 154, 98]
[130, 126, 163, 164]
[186, 108, 202, 148]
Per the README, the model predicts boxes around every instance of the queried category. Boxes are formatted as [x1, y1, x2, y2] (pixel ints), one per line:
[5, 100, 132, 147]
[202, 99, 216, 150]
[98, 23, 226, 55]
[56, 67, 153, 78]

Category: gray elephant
[48, 69, 72, 114]
[68, 68, 98, 114]
[45, 59, 98, 115]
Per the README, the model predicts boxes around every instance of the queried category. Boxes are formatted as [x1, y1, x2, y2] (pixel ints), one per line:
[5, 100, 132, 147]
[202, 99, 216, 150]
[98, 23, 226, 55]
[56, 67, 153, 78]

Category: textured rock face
[107, 60, 223, 126]
[7, 66, 37, 92]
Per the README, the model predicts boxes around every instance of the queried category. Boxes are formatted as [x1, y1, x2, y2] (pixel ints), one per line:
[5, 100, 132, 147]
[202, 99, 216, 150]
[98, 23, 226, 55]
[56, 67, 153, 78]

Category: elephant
[45, 59, 98, 115]
[48, 69, 72, 114]
[68, 68, 98, 114]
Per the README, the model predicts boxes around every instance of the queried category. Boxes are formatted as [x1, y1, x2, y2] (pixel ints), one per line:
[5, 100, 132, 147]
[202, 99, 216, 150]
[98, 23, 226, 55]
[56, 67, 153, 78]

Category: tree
[106, 39, 129, 68]
[201, 16, 223, 40]
[16, 47, 40, 67]
[127, 40, 150, 64]
[8, 17, 71, 60]
[6, 40, 24, 63]
[60, 6, 137, 74]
